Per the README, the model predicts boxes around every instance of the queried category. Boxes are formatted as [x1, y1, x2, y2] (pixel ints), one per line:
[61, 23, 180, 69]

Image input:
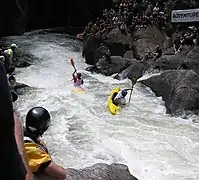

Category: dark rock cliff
[0, 0, 112, 37]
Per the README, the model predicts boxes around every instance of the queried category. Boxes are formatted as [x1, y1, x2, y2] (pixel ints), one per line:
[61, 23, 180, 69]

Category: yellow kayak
[72, 86, 88, 94]
[108, 87, 121, 115]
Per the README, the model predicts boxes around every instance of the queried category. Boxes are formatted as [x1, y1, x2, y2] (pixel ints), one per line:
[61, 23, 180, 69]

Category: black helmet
[26, 107, 51, 136]
[122, 90, 127, 97]
[8, 75, 15, 81]
[11, 90, 18, 102]
[77, 72, 81, 78]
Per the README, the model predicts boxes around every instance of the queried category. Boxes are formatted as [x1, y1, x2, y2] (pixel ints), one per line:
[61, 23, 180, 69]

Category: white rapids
[11, 32, 199, 180]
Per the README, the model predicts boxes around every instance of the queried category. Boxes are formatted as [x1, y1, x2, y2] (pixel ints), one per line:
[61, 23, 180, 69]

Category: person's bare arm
[14, 112, 35, 180]
[177, 44, 182, 53]
[44, 161, 67, 180]
[173, 44, 177, 53]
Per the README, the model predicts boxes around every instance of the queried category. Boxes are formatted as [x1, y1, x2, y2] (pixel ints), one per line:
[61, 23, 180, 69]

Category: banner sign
[171, 9, 199, 22]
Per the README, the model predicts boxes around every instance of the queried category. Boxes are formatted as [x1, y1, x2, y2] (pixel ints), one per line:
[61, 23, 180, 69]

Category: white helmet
[11, 43, 18, 48]
[0, 55, 5, 62]
[4, 50, 9, 54]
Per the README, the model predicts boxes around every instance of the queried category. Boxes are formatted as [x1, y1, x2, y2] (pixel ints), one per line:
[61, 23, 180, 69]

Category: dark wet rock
[163, 37, 173, 49]
[133, 26, 165, 43]
[131, 26, 165, 60]
[124, 51, 134, 59]
[14, 82, 29, 91]
[94, 45, 111, 65]
[172, 47, 199, 75]
[140, 70, 199, 115]
[164, 47, 175, 55]
[14, 54, 33, 68]
[182, 60, 199, 75]
[152, 47, 199, 74]
[14, 60, 32, 68]
[114, 59, 144, 80]
[95, 56, 132, 76]
[151, 54, 186, 70]
[186, 46, 199, 60]
[67, 163, 138, 180]
[36, 163, 138, 180]
[82, 36, 104, 65]
[105, 28, 132, 56]
[13, 47, 37, 68]
[85, 65, 99, 73]
[180, 45, 193, 57]
[6, 66, 15, 74]
[82, 28, 133, 65]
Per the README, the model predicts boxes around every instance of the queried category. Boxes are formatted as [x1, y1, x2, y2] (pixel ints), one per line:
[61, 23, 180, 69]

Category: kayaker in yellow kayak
[24, 107, 67, 179]
[72, 70, 84, 87]
[70, 57, 84, 87]
[113, 89, 128, 106]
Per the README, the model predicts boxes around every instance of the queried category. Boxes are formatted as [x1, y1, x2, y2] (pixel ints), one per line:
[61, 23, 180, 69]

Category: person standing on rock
[4, 43, 18, 66]
[23, 107, 67, 180]
[153, 45, 162, 60]
[173, 35, 183, 54]
[0, 55, 5, 65]
[0, 61, 35, 180]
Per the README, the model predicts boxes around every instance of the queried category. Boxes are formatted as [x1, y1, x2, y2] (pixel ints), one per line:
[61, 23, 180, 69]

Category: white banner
[171, 9, 199, 23]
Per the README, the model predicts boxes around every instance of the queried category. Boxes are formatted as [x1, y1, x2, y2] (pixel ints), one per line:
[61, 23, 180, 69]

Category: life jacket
[114, 91, 124, 100]
[24, 136, 51, 173]
[113, 91, 126, 105]
[74, 75, 83, 86]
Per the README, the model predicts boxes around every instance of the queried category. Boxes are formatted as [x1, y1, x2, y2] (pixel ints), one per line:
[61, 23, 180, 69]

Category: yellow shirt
[4, 49, 13, 57]
[24, 137, 51, 172]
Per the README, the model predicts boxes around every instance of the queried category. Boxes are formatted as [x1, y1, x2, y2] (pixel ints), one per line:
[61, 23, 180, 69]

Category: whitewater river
[11, 32, 199, 180]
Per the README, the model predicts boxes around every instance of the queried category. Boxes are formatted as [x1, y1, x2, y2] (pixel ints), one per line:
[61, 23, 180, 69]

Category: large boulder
[124, 51, 134, 59]
[151, 54, 186, 70]
[114, 59, 144, 80]
[95, 56, 132, 76]
[186, 46, 199, 60]
[14, 82, 29, 91]
[104, 28, 132, 56]
[93, 45, 111, 65]
[131, 26, 165, 60]
[133, 26, 165, 43]
[179, 46, 199, 75]
[150, 47, 199, 74]
[82, 36, 104, 65]
[83, 28, 133, 65]
[36, 163, 138, 180]
[140, 70, 199, 115]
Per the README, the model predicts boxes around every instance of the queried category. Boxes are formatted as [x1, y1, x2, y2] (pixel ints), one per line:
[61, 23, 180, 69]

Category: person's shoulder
[24, 140, 50, 159]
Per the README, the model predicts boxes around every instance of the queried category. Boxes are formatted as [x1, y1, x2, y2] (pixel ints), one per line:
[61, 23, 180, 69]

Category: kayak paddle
[128, 77, 136, 103]
[70, 57, 77, 71]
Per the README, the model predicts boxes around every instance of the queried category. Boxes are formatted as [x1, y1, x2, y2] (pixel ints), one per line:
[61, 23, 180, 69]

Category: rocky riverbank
[82, 24, 199, 116]
[1, 31, 138, 180]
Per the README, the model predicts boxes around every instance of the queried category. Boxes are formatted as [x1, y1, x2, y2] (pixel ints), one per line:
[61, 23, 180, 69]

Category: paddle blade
[70, 57, 75, 67]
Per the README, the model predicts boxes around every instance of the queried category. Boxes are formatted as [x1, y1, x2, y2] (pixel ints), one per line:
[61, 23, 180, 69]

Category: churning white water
[12, 32, 199, 180]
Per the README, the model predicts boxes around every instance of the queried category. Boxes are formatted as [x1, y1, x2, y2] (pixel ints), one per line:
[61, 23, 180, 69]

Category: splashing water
[12, 32, 199, 180]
